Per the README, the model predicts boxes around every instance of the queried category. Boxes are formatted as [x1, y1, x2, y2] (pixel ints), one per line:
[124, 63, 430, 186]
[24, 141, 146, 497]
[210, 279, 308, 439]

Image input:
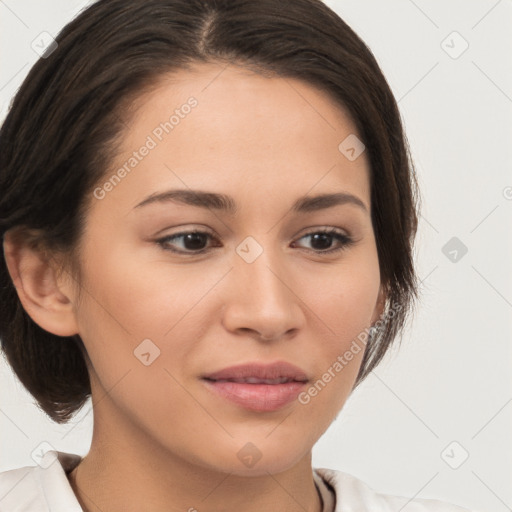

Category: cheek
[298, 253, 379, 393]
[305, 251, 380, 337]
[295, 273, 374, 424]
[77, 238, 213, 336]
[73, 242, 228, 395]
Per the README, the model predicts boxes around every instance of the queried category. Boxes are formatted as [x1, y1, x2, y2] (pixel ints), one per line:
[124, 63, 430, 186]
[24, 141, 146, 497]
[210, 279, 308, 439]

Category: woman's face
[68, 62, 384, 475]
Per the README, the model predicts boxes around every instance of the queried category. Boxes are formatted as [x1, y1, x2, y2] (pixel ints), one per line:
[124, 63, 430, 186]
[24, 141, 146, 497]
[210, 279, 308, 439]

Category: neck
[68, 396, 323, 512]
[69, 446, 323, 512]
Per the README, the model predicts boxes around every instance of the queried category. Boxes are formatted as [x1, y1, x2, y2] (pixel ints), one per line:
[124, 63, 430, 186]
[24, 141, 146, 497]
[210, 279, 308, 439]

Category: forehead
[92, 62, 371, 215]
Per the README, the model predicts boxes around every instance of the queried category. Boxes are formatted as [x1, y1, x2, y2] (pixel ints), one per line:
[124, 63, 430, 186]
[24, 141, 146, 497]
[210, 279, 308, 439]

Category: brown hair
[0, 0, 420, 423]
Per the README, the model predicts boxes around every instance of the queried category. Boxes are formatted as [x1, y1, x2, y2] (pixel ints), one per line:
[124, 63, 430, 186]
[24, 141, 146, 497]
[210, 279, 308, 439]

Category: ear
[3, 229, 80, 337]
[370, 284, 387, 326]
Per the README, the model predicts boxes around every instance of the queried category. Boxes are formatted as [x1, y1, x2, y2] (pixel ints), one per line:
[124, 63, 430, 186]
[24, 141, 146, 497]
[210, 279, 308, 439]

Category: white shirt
[0, 450, 479, 512]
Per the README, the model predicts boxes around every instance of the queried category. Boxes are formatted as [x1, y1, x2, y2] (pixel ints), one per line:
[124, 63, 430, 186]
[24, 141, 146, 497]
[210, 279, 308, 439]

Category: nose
[221, 245, 305, 342]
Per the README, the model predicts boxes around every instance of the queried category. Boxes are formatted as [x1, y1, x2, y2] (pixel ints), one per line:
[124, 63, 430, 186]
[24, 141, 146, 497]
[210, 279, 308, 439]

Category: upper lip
[202, 361, 309, 382]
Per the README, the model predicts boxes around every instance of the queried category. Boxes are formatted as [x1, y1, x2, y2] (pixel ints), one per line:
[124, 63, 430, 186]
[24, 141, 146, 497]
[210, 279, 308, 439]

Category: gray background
[1, 1, 511, 511]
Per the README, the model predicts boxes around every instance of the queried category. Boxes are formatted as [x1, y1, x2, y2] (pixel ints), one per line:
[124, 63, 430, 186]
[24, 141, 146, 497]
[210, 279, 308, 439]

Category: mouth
[202, 361, 309, 382]
[201, 361, 309, 412]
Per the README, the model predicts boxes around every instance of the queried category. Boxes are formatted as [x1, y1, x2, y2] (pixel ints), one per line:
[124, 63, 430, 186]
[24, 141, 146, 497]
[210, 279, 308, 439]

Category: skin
[4, 62, 385, 512]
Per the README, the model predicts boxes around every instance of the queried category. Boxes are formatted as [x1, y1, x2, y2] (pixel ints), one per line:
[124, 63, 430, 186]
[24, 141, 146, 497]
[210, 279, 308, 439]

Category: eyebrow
[134, 189, 368, 214]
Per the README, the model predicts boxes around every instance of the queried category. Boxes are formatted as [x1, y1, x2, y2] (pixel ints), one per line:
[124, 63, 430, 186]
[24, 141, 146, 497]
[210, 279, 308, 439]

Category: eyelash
[155, 228, 354, 256]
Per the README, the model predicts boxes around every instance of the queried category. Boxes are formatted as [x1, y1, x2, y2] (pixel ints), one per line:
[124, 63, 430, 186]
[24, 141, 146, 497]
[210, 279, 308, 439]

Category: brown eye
[292, 229, 354, 254]
[157, 230, 218, 254]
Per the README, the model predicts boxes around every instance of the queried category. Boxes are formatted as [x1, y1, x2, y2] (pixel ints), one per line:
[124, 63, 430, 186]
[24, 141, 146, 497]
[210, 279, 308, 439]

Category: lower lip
[202, 379, 307, 412]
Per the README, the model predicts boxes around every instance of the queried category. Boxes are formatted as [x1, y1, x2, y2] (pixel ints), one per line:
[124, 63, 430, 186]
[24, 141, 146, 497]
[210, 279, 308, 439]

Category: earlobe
[3, 229, 80, 337]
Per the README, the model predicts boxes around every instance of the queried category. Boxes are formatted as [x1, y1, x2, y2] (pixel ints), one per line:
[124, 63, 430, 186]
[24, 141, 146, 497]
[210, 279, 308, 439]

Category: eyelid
[152, 223, 215, 238]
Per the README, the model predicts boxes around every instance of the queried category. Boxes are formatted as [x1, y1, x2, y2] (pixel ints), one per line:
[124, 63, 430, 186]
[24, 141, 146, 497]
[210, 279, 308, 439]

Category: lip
[201, 361, 309, 412]
[202, 361, 309, 382]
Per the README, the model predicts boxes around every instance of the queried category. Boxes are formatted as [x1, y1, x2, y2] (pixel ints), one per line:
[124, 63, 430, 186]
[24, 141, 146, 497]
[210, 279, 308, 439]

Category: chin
[194, 438, 311, 477]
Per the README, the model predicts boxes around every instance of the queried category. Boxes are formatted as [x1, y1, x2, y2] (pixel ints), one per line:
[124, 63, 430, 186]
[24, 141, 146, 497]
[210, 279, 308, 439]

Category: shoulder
[314, 467, 480, 512]
[0, 451, 82, 512]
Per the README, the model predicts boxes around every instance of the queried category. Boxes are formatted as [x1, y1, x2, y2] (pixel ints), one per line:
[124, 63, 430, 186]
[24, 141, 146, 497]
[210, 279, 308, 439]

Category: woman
[0, 0, 480, 510]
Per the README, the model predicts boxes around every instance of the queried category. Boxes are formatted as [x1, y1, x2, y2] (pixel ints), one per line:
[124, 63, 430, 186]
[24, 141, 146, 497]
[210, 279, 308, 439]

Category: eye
[156, 227, 354, 255]
[156, 229, 219, 254]
[292, 228, 354, 254]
